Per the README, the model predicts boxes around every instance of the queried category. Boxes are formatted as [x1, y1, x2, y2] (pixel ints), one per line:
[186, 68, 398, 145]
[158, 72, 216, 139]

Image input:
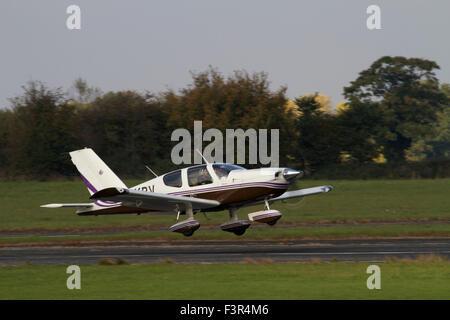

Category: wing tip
[40, 204, 62, 208]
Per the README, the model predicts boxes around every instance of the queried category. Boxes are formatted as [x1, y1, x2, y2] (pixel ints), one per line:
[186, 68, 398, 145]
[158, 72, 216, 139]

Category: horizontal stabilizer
[41, 203, 94, 208]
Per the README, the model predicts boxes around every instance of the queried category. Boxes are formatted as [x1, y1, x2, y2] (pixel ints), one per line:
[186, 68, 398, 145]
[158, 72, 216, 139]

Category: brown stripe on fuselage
[190, 185, 287, 204]
[78, 185, 288, 215]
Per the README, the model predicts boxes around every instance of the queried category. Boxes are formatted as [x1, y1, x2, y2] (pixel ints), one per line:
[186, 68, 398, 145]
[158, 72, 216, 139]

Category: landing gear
[247, 199, 282, 226]
[220, 207, 251, 236]
[169, 204, 200, 236]
[233, 229, 246, 236]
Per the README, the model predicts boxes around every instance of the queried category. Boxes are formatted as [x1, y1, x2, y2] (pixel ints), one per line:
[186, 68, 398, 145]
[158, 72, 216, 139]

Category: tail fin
[70, 148, 127, 195]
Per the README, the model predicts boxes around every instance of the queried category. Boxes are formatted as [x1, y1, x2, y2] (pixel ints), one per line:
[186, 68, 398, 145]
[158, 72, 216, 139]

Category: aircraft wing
[90, 187, 221, 212]
[241, 185, 333, 207]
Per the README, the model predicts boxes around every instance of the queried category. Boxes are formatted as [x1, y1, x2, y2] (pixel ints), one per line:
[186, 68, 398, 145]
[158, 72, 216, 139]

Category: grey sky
[1, 0, 450, 108]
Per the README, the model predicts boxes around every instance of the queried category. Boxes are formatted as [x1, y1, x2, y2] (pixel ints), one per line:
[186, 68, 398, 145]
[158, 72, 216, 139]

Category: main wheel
[183, 230, 195, 237]
[267, 220, 277, 226]
[233, 229, 246, 236]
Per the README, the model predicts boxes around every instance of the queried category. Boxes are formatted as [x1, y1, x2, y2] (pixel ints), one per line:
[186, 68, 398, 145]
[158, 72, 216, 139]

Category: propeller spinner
[282, 168, 302, 181]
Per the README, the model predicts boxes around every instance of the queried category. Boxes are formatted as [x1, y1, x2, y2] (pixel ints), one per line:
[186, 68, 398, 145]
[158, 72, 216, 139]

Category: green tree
[8, 81, 78, 178]
[77, 91, 169, 175]
[0, 109, 13, 171]
[163, 67, 296, 166]
[337, 100, 381, 162]
[293, 93, 341, 168]
[343, 56, 448, 162]
[68, 78, 103, 104]
[406, 83, 450, 160]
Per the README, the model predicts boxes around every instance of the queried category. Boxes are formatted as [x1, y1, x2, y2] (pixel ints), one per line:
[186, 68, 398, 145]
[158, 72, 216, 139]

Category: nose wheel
[220, 207, 251, 236]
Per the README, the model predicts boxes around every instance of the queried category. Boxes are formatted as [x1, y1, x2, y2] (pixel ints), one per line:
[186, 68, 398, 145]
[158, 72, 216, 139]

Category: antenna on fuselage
[145, 165, 158, 178]
[195, 149, 211, 165]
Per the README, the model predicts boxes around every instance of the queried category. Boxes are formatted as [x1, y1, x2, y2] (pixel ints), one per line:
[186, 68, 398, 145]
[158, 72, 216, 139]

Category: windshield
[212, 163, 245, 179]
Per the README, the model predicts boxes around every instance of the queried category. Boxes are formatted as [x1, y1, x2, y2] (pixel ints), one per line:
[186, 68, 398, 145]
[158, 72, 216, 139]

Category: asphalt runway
[0, 238, 449, 265]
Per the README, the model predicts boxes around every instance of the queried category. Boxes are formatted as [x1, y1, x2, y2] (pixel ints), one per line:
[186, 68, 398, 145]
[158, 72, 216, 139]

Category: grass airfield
[1, 179, 449, 241]
[0, 258, 448, 299]
[1, 179, 449, 300]
[0, 179, 450, 233]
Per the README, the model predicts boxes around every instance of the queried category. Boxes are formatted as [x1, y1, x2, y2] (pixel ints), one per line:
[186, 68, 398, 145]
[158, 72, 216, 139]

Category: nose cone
[283, 168, 302, 181]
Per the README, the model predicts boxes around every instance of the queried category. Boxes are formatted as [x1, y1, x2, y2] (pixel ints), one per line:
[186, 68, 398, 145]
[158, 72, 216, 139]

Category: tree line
[0, 56, 449, 180]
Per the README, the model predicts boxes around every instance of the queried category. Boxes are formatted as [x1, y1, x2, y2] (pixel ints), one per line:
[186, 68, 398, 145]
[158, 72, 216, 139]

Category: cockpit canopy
[187, 165, 213, 186]
[212, 163, 245, 179]
[163, 169, 182, 188]
[162, 163, 245, 188]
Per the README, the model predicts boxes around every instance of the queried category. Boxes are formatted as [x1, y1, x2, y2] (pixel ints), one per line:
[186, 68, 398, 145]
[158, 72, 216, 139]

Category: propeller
[281, 168, 305, 208]
[281, 196, 305, 208]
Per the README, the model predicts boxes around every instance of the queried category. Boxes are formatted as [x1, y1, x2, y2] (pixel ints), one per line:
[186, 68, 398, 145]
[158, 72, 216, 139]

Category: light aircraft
[41, 148, 333, 236]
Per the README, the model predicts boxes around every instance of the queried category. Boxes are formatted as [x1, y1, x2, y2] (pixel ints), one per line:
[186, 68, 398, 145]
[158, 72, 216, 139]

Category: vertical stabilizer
[70, 148, 127, 195]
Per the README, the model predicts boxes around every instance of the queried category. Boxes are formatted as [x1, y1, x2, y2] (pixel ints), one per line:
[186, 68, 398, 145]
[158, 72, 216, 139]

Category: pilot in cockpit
[214, 166, 228, 179]
[198, 167, 212, 185]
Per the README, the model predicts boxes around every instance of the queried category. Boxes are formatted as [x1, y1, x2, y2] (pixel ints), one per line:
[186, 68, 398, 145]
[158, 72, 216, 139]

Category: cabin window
[163, 170, 182, 188]
[187, 165, 213, 187]
[212, 163, 245, 178]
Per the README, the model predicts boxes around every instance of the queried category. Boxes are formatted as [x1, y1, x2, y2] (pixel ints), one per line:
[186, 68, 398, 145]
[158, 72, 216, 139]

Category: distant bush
[98, 258, 130, 265]
[305, 159, 450, 179]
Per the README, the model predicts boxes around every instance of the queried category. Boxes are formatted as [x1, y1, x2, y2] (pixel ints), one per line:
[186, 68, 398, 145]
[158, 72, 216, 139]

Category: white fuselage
[131, 164, 292, 207]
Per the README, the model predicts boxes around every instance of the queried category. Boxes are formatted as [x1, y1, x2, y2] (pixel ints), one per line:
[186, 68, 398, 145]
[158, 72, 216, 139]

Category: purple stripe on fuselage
[169, 184, 287, 196]
[168, 182, 288, 196]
